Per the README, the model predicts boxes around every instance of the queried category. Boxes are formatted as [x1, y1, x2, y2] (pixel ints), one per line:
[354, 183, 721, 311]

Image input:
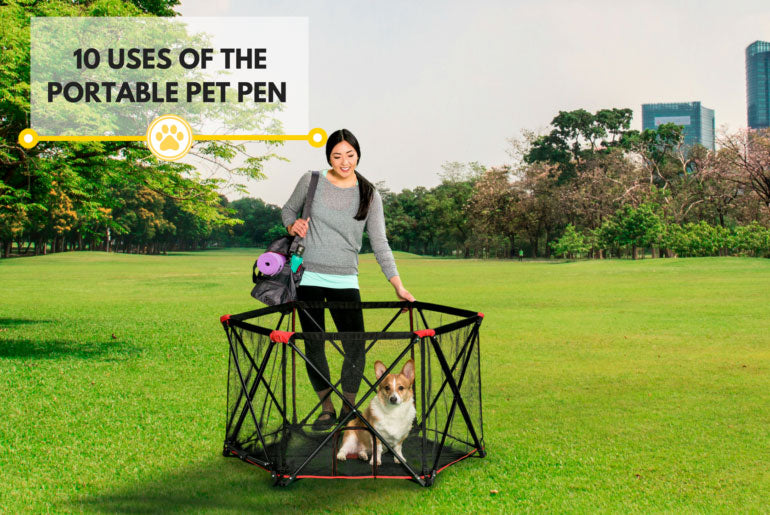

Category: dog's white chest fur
[369, 396, 416, 446]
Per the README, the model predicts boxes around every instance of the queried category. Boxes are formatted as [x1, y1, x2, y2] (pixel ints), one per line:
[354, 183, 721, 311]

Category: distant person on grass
[519, 249, 524, 262]
[282, 128, 415, 431]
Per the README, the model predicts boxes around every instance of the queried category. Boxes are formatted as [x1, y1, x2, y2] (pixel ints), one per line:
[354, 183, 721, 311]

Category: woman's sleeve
[281, 172, 312, 227]
[365, 190, 399, 280]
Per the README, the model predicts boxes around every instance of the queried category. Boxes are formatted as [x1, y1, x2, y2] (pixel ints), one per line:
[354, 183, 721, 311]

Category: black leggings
[296, 286, 365, 394]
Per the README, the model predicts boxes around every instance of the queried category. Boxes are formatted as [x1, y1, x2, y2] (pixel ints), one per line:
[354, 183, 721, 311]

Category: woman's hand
[288, 217, 310, 238]
[389, 276, 415, 302]
[394, 285, 415, 302]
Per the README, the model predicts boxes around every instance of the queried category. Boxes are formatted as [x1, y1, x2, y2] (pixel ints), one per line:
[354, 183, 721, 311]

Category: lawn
[1, 249, 769, 512]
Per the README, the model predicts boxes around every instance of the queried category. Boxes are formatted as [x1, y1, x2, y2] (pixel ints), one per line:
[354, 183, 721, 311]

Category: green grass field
[2, 249, 769, 512]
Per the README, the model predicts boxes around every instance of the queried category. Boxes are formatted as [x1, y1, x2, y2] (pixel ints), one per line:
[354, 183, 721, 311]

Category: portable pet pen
[220, 301, 485, 486]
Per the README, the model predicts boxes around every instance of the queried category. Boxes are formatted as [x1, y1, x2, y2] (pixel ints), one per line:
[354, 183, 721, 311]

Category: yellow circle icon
[146, 115, 193, 161]
[308, 128, 327, 148]
[18, 128, 39, 149]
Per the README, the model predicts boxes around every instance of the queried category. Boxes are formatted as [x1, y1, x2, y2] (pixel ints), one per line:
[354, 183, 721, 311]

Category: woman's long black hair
[325, 128, 374, 221]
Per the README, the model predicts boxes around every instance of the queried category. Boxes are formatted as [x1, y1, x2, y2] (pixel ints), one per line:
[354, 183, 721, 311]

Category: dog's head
[374, 359, 415, 406]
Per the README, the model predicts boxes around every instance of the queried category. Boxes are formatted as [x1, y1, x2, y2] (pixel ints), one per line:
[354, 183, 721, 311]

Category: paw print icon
[146, 115, 193, 161]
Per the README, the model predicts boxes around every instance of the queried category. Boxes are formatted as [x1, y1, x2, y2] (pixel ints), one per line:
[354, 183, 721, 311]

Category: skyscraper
[641, 102, 715, 151]
[746, 40, 770, 130]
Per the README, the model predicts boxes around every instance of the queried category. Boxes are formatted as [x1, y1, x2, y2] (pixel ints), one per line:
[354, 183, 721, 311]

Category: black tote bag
[250, 171, 319, 306]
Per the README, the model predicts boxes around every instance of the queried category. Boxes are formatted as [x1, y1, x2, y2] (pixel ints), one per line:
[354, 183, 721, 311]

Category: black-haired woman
[282, 128, 414, 431]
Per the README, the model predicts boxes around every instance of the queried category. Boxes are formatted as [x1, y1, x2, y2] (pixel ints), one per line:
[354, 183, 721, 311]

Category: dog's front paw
[368, 456, 382, 466]
[336, 450, 347, 462]
[393, 454, 407, 464]
[357, 450, 369, 461]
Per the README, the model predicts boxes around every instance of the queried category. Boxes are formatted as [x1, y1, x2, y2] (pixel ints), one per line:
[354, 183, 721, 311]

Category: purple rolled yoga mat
[257, 252, 287, 276]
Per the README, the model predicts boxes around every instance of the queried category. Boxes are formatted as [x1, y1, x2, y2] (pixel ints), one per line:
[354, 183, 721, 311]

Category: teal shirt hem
[299, 271, 359, 289]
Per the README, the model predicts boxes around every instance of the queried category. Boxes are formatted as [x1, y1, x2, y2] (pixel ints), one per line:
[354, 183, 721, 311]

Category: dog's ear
[401, 359, 415, 384]
[375, 360, 387, 380]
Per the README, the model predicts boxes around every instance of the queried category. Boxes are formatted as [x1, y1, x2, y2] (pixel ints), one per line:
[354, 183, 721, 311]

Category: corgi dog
[336, 359, 416, 466]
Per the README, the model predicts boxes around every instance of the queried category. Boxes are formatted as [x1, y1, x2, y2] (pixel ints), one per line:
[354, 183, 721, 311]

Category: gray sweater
[281, 171, 399, 279]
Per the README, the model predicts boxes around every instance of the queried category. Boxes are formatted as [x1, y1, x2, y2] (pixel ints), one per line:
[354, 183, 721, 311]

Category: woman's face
[328, 140, 358, 179]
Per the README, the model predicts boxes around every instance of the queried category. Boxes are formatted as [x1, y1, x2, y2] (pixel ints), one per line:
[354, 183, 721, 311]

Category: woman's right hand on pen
[288, 217, 310, 237]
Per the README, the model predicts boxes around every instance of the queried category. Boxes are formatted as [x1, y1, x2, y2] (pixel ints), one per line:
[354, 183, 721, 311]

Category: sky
[178, 0, 770, 205]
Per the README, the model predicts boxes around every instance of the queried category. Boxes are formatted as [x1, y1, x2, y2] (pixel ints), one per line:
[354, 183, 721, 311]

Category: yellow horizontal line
[39, 134, 308, 142]
[41, 135, 145, 141]
[194, 134, 307, 141]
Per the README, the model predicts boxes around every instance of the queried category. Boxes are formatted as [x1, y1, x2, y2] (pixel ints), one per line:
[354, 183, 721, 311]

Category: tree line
[4, 106, 770, 259]
[377, 109, 770, 260]
[220, 109, 770, 260]
[483, 109, 770, 259]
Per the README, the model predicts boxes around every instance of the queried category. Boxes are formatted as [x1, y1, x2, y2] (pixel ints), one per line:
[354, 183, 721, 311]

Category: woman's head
[325, 128, 374, 221]
[325, 129, 361, 179]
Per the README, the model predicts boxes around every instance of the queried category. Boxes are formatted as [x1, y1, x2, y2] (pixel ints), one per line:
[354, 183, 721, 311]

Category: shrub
[731, 222, 770, 257]
[551, 224, 588, 259]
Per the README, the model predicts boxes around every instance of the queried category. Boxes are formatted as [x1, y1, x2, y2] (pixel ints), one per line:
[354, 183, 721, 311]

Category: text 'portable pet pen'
[220, 301, 485, 487]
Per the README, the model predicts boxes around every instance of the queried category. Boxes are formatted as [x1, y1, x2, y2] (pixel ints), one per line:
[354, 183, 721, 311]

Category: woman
[282, 128, 415, 431]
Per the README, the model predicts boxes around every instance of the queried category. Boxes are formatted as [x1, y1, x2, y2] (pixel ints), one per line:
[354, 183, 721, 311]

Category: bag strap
[302, 170, 320, 219]
[293, 170, 320, 250]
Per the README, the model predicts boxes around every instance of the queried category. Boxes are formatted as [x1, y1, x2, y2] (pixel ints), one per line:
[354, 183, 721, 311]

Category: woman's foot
[311, 410, 337, 431]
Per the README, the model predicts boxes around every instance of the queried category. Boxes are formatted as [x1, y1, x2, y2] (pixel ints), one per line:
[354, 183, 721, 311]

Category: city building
[641, 102, 715, 151]
[746, 40, 770, 129]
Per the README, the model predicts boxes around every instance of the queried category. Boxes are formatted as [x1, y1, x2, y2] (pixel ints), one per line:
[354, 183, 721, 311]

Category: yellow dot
[177, 131, 184, 141]
[307, 128, 327, 148]
[18, 128, 39, 149]
[156, 133, 162, 141]
[162, 125, 168, 133]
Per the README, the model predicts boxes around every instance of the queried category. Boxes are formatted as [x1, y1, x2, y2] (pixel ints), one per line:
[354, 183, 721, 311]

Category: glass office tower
[641, 102, 715, 151]
[746, 40, 770, 129]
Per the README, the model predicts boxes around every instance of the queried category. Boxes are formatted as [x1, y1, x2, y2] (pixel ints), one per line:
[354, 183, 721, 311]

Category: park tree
[730, 189, 770, 227]
[623, 123, 726, 230]
[381, 186, 416, 254]
[111, 185, 171, 253]
[550, 224, 588, 259]
[404, 186, 435, 254]
[595, 218, 623, 259]
[226, 197, 282, 247]
[524, 108, 634, 183]
[467, 166, 521, 257]
[621, 123, 689, 226]
[625, 123, 686, 189]
[719, 128, 770, 216]
[0, 184, 36, 258]
[515, 162, 566, 257]
[607, 203, 664, 259]
[564, 149, 642, 231]
[731, 222, 770, 257]
[428, 161, 484, 256]
[662, 139, 716, 226]
[679, 221, 730, 257]
[380, 186, 436, 254]
[686, 146, 743, 227]
[264, 224, 288, 243]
